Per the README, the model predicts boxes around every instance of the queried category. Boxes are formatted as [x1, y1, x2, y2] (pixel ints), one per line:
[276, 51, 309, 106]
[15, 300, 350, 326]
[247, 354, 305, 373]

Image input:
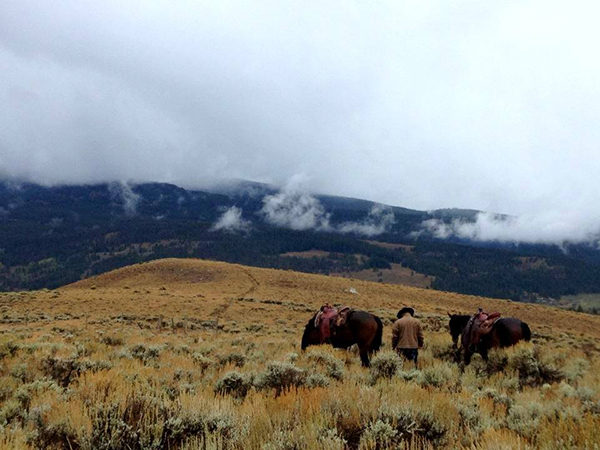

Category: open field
[1, 258, 600, 449]
[559, 294, 600, 314]
[331, 264, 432, 289]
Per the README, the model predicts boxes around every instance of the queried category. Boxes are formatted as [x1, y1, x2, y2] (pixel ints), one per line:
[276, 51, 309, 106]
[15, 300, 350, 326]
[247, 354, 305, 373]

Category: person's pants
[398, 348, 418, 365]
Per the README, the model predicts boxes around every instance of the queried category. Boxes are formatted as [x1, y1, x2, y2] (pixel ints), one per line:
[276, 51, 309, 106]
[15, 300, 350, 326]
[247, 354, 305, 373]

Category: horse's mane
[304, 313, 318, 330]
[450, 314, 471, 326]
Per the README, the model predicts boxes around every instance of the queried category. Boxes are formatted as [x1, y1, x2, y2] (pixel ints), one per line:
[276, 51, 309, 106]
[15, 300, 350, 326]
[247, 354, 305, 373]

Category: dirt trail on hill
[208, 266, 260, 320]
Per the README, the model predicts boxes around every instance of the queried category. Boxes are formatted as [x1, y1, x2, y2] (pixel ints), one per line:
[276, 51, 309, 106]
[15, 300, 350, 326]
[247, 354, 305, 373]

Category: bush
[360, 420, 398, 449]
[130, 344, 164, 362]
[506, 403, 544, 438]
[369, 351, 402, 383]
[261, 429, 298, 450]
[305, 373, 330, 389]
[563, 357, 590, 383]
[218, 353, 247, 368]
[507, 346, 564, 387]
[417, 363, 455, 389]
[483, 350, 509, 375]
[307, 351, 345, 381]
[0, 341, 19, 359]
[430, 342, 461, 364]
[254, 362, 306, 396]
[192, 352, 214, 372]
[376, 404, 448, 447]
[10, 363, 32, 383]
[215, 371, 253, 399]
[0, 399, 24, 426]
[40, 356, 79, 387]
[165, 408, 243, 447]
[319, 428, 347, 450]
[100, 335, 124, 346]
[457, 402, 494, 435]
[474, 388, 512, 409]
[30, 405, 79, 450]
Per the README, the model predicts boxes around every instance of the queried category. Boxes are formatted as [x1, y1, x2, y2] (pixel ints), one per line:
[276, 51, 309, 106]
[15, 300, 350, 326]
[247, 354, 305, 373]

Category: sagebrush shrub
[563, 357, 590, 383]
[305, 373, 331, 389]
[369, 351, 402, 383]
[319, 428, 347, 450]
[100, 335, 124, 347]
[506, 403, 544, 438]
[474, 387, 512, 409]
[215, 371, 253, 399]
[417, 363, 454, 389]
[254, 362, 306, 396]
[359, 419, 398, 449]
[376, 404, 448, 447]
[508, 346, 564, 387]
[307, 350, 345, 381]
[192, 352, 214, 372]
[218, 353, 246, 368]
[0, 341, 19, 360]
[261, 429, 298, 450]
[429, 342, 461, 364]
[0, 399, 23, 427]
[40, 356, 78, 387]
[130, 343, 164, 362]
[457, 402, 493, 435]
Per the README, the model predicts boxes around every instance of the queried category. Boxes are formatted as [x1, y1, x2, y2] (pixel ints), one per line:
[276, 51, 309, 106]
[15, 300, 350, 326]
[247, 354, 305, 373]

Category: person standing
[391, 307, 424, 367]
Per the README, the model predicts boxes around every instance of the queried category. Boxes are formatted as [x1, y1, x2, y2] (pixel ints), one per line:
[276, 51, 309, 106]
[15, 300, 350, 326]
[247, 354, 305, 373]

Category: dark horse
[448, 313, 531, 365]
[301, 309, 383, 367]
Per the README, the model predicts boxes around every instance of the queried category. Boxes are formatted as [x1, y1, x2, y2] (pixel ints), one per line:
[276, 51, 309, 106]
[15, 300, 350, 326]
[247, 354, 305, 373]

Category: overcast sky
[1, 1, 600, 243]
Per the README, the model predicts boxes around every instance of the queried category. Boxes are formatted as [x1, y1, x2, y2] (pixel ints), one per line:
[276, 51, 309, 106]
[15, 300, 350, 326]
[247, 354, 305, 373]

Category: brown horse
[301, 309, 383, 367]
[448, 313, 531, 365]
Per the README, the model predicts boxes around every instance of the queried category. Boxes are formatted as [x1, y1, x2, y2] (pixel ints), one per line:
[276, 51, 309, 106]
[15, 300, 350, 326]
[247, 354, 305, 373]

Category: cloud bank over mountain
[2, 1, 600, 244]
[421, 211, 600, 246]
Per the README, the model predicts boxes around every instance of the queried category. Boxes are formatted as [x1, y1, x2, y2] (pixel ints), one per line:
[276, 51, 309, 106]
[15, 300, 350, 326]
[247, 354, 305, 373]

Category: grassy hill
[1, 259, 600, 449]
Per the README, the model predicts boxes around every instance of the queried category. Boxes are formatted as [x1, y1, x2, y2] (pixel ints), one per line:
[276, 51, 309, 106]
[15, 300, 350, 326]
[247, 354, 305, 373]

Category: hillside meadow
[1, 258, 600, 449]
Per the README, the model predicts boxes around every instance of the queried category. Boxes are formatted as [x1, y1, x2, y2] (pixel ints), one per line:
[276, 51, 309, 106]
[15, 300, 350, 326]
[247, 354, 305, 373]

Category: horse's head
[448, 313, 470, 348]
[301, 313, 321, 350]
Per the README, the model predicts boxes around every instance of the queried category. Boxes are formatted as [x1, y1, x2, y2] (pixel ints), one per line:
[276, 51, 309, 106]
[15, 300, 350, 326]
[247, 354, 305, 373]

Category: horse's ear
[447, 312, 452, 318]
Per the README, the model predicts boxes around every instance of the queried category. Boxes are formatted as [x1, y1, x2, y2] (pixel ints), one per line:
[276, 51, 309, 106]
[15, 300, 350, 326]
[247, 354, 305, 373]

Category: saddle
[464, 307, 501, 349]
[314, 304, 353, 342]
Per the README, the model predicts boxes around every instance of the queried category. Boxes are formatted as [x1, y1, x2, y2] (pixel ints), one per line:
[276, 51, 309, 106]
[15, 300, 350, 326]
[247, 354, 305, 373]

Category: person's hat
[397, 307, 415, 318]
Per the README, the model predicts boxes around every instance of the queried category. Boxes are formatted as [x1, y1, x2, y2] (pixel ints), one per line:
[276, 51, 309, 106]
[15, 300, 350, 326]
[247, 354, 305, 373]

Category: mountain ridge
[2, 180, 600, 309]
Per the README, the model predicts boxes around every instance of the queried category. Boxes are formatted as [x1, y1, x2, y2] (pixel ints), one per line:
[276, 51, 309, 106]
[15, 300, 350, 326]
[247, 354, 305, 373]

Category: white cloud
[260, 184, 331, 231]
[212, 206, 251, 233]
[109, 181, 141, 216]
[260, 176, 394, 236]
[338, 204, 396, 237]
[421, 211, 600, 246]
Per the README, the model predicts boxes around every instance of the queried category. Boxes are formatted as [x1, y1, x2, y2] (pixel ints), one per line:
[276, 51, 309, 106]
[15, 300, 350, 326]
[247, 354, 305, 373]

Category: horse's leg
[359, 346, 370, 367]
[480, 347, 489, 362]
[464, 350, 472, 366]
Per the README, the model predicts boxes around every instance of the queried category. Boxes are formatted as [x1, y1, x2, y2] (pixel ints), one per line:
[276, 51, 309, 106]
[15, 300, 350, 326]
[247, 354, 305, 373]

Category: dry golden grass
[1, 258, 599, 449]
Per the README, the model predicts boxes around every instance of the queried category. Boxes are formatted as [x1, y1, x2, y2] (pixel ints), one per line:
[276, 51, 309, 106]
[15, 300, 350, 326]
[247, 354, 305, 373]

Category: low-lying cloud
[261, 188, 331, 232]
[212, 207, 251, 234]
[338, 204, 396, 237]
[260, 177, 394, 236]
[421, 211, 600, 246]
[109, 181, 141, 216]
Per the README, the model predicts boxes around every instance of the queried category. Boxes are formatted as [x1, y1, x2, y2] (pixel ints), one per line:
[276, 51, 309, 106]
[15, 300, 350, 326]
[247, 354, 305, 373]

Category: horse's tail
[371, 315, 383, 352]
[521, 322, 532, 342]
